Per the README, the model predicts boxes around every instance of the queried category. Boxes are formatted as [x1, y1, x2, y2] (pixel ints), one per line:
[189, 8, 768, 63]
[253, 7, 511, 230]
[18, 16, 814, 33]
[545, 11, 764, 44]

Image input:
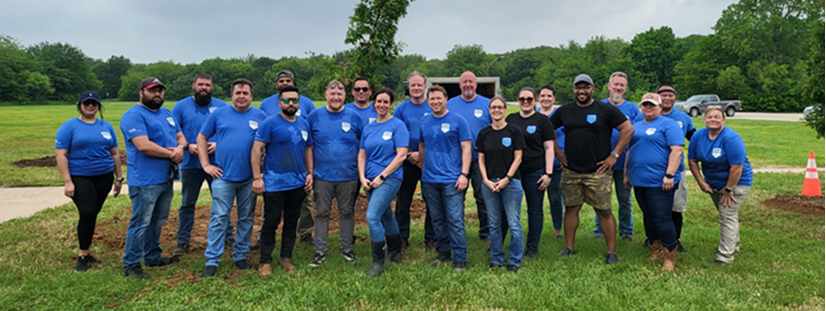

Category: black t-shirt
[475, 123, 526, 180]
[505, 112, 555, 173]
[549, 100, 627, 174]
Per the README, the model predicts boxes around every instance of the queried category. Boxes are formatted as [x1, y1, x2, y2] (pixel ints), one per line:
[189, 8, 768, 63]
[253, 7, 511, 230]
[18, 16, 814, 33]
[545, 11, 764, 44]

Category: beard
[611, 93, 623, 103]
[193, 91, 212, 106]
[575, 93, 592, 105]
[282, 106, 297, 116]
[463, 90, 474, 98]
[142, 96, 164, 110]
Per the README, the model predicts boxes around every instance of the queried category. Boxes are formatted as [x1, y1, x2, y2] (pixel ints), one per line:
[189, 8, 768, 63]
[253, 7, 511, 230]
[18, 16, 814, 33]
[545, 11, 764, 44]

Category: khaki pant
[296, 189, 315, 239]
[709, 185, 750, 263]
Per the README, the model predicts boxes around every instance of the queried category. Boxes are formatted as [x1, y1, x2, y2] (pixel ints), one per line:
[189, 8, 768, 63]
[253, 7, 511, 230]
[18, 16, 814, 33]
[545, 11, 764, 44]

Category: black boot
[366, 242, 386, 277]
[386, 234, 403, 264]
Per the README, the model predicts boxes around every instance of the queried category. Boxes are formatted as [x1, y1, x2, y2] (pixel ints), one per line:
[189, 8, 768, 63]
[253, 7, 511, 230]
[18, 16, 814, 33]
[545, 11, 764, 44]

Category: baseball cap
[640, 93, 662, 106]
[573, 74, 594, 86]
[276, 70, 295, 81]
[78, 91, 101, 104]
[140, 77, 165, 89]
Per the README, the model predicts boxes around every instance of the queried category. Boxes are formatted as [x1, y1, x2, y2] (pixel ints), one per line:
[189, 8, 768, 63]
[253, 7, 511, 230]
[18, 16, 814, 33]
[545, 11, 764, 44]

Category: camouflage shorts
[560, 168, 613, 210]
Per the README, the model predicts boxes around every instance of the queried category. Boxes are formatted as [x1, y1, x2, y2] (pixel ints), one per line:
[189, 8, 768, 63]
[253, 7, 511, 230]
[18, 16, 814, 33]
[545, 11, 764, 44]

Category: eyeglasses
[490, 106, 507, 110]
[353, 87, 370, 93]
[277, 79, 293, 84]
[327, 82, 344, 90]
[281, 97, 300, 104]
[518, 97, 534, 103]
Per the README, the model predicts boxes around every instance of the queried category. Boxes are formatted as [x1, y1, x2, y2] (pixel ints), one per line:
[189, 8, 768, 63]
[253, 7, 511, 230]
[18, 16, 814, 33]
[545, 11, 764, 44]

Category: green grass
[0, 172, 822, 310]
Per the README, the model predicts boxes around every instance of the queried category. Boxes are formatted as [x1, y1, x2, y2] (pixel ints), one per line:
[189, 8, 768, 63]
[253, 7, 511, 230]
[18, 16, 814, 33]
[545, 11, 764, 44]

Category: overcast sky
[0, 0, 735, 64]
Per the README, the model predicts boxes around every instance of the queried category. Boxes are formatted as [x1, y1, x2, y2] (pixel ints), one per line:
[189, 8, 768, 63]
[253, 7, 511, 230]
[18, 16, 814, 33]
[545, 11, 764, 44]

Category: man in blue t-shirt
[594, 71, 639, 241]
[256, 70, 316, 249]
[170, 73, 229, 258]
[445, 71, 494, 242]
[251, 85, 314, 277]
[306, 80, 364, 266]
[199, 79, 267, 278]
[344, 77, 377, 125]
[393, 71, 435, 248]
[119, 77, 186, 279]
[420, 85, 472, 272]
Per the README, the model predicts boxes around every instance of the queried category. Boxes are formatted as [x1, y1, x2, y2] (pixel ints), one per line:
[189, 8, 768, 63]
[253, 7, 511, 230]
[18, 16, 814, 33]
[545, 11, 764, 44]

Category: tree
[443, 44, 487, 77]
[27, 41, 101, 101]
[92, 55, 132, 99]
[0, 36, 53, 102]
[628, 26, 679, 91]
[804, 3, 824, 137]
[117, 61, 186, 101]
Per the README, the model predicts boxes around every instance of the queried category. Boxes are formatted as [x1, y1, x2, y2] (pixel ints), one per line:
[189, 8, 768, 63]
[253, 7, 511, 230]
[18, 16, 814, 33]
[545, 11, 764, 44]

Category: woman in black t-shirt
[477, 97, 525, 272]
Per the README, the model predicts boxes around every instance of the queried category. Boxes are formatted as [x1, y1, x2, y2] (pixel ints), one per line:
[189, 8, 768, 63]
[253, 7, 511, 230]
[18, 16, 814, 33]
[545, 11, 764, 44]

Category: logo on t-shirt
[586, 114, 597, 124]
[502, 137, 512, 147]
[167, 117, 175, 126]
[301, 131, 308, 141]
[342, 122, 351, 132]
[209, 107, 217, 113]
[712, 147, 722, 158]
[369, 117, 377, 124]
[645, 128, 656, 135]
[382, 131, 392, 141]
[474, 109, 483, 118]
[249, 120, 259, 130]
[424, 112, 430, 116]
[676, 121, 683, 128]
[296, 109, 302, 117]
[101, 131, 112, 140]
[441, 123, 450, 133]
[526, 125, 536, 134]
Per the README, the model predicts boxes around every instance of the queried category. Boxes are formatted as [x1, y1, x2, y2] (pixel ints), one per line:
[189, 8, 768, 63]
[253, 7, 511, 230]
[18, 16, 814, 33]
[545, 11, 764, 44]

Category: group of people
[55, 68, 753, 278]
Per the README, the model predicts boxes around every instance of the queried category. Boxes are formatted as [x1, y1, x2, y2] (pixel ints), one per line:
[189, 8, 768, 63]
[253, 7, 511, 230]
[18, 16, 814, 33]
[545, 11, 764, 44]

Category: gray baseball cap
[573, 74, 594, 86]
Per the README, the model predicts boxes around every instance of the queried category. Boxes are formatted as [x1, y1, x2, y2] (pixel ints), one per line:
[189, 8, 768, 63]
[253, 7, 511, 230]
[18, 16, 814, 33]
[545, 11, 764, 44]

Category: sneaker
[125, 266, 150, 279]
[621, 236, 633, 243]
[146, 256, 180, 267]
[75, 257, 89, 272]
[606, 253, 618, 265]
[429, 251, 452, 267]
[172, 243, 190, 257]
[676, 240, 685, 253]
[453, 262, 466, 272]
[488, 263, 503, 268]
[425, 239, 437, 251]
[524, 250, 537, 259]
[341, 251, 357, 262]
[506, 264, 519, 272]
[233, 259, 251, 270]
[559, 248, 577, 257]
[249, 240, 260, 251]
[201, 265, 218, 278]
[309, 253, 327, 267]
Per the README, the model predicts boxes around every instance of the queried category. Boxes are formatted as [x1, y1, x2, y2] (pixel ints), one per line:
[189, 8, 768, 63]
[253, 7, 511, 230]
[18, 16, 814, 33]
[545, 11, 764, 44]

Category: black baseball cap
[140, 77, 165, 89]
[78, 91, 101, 104]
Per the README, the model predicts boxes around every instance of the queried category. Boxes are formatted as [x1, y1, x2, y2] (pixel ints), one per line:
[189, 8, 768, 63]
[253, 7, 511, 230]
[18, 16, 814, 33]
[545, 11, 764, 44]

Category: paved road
[1, 168, 822, 224]
[728, 112, 805, 122]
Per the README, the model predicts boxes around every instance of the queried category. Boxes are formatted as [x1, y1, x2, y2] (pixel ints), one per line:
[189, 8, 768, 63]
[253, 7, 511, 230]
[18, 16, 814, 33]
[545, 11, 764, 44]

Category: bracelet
[460, 172, 469, 178]
[116, 177, 124, 182]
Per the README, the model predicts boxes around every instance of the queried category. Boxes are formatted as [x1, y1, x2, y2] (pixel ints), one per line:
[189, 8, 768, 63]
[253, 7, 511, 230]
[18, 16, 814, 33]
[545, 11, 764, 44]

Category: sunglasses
[353, 87, 370, 93]
[81, 101, 100, 106]
[281, 97, 300, 104]
[327, 82, 345, 90]
[518, 97, 535, 103]
[490, 106, 507, 110]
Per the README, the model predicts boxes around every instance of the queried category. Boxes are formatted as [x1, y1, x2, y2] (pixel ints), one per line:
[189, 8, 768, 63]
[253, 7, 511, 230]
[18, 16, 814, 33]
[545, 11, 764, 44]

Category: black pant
[395, 161, 435, 243]
[71, 172, 114, 250]
[260, 187, 305, 264]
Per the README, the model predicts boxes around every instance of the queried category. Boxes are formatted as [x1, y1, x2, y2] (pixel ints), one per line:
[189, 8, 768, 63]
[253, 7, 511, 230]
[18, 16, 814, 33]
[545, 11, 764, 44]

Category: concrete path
[728, 112, 805, 122]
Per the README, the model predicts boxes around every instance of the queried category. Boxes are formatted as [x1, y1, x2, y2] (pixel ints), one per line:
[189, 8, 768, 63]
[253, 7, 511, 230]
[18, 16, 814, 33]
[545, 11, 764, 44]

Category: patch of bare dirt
[13, 150, 128, 168]
[762, 194, 825, 217]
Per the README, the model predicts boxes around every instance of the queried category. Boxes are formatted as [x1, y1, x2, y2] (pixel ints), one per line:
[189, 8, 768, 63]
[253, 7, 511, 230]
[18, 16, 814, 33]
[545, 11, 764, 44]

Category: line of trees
[0, 0, 822, 118]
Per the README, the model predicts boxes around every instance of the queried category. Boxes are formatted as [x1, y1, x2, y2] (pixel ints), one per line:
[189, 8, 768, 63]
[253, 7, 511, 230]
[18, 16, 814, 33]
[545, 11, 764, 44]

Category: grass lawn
[0, 172, 822, 310]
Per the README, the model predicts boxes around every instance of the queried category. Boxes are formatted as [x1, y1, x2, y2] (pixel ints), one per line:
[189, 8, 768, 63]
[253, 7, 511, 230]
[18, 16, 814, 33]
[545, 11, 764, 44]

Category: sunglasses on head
[327, 82, 345, 90]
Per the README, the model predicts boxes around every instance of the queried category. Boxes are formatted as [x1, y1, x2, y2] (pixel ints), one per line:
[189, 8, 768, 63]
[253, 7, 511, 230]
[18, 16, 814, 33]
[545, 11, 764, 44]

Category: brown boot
[648, 240, 663, 261]
[259, 263, 272, 278]
[279, 258, 296, 272]
[662, 247, 677, 271]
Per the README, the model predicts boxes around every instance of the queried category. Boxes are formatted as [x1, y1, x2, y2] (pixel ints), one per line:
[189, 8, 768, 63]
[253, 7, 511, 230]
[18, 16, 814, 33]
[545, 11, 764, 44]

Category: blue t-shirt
[542, 108, 566, 171]
[120, 104, 181, 187]
[447, 95, 491, 161]
[259, 94, 315, 119]
[199, 106, 267, 182]
[171, 96, 227, 169]
[419, 111, 472, 183]
[627, 117, 685, 188]
[688, 127, 753, 189]
[255, 114, 313, 192]
[306, 107, 364, 182]
[602, 99, 640, 170]
[344, 102, 377, 125]
[636, 109, 695, 173]
[55, 118, 119, 176]
[393, 99, 431, 152]
[360, 118, 409, 181]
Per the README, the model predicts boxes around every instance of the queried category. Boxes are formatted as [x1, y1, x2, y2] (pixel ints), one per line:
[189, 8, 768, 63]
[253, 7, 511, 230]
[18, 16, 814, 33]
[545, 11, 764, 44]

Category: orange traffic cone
[802, 152, 822, 196]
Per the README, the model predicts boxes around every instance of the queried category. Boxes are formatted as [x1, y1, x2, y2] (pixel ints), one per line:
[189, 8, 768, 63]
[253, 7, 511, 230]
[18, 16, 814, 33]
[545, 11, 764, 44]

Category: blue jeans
[422, 182, 467, 263]
[366, 177, 402, 242]
[177, 169, 235, 244]
[123, 181, 174, 268]
[595, 170, 634, 237]
[395, 161, 435, 244]
[634, 186, 676, 250]
[482, 178, 524, 266]
[467, 162, 489, 240]
[521, 169, 564, 254]
[204, 179, 256, 266]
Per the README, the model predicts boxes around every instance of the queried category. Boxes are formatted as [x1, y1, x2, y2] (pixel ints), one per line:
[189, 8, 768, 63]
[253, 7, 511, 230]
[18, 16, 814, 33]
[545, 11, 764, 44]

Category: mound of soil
[14, 150, 127, 168]
[762, 194, 825, 217]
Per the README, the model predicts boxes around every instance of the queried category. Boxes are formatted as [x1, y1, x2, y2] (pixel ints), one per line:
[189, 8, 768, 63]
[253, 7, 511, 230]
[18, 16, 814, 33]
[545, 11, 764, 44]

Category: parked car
[679, 94, 742, 117]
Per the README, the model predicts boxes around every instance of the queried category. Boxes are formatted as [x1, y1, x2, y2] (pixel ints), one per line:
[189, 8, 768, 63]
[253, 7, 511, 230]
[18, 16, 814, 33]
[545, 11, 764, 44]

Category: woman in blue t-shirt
[55, 91, 123, 272]
[688, 107, 753, 266]
[624, 93, 684, 270]
[358, 88, 409, 276]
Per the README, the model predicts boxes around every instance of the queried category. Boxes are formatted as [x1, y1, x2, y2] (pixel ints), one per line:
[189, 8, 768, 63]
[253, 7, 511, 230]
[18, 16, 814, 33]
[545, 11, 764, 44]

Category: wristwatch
[665, 173, 674, 179]
[506, 175, 514, 181]
[724, 187, 733, 193]
[177, 144, 186, 150]
[379, 175, 386, 181]
[610, 151, 620, 158]
[545, 172, 553, 178]
[116, 177, 124, 182]
[460, 172, 469, 178]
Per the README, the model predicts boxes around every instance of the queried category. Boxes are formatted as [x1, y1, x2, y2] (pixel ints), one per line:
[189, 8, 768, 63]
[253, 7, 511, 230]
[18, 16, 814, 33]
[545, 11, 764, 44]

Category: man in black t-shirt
[549, 74, 634, 265]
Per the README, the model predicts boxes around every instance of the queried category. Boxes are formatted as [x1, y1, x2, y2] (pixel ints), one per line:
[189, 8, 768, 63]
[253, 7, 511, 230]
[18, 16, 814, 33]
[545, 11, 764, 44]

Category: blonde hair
[704, 107, 725, 119]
